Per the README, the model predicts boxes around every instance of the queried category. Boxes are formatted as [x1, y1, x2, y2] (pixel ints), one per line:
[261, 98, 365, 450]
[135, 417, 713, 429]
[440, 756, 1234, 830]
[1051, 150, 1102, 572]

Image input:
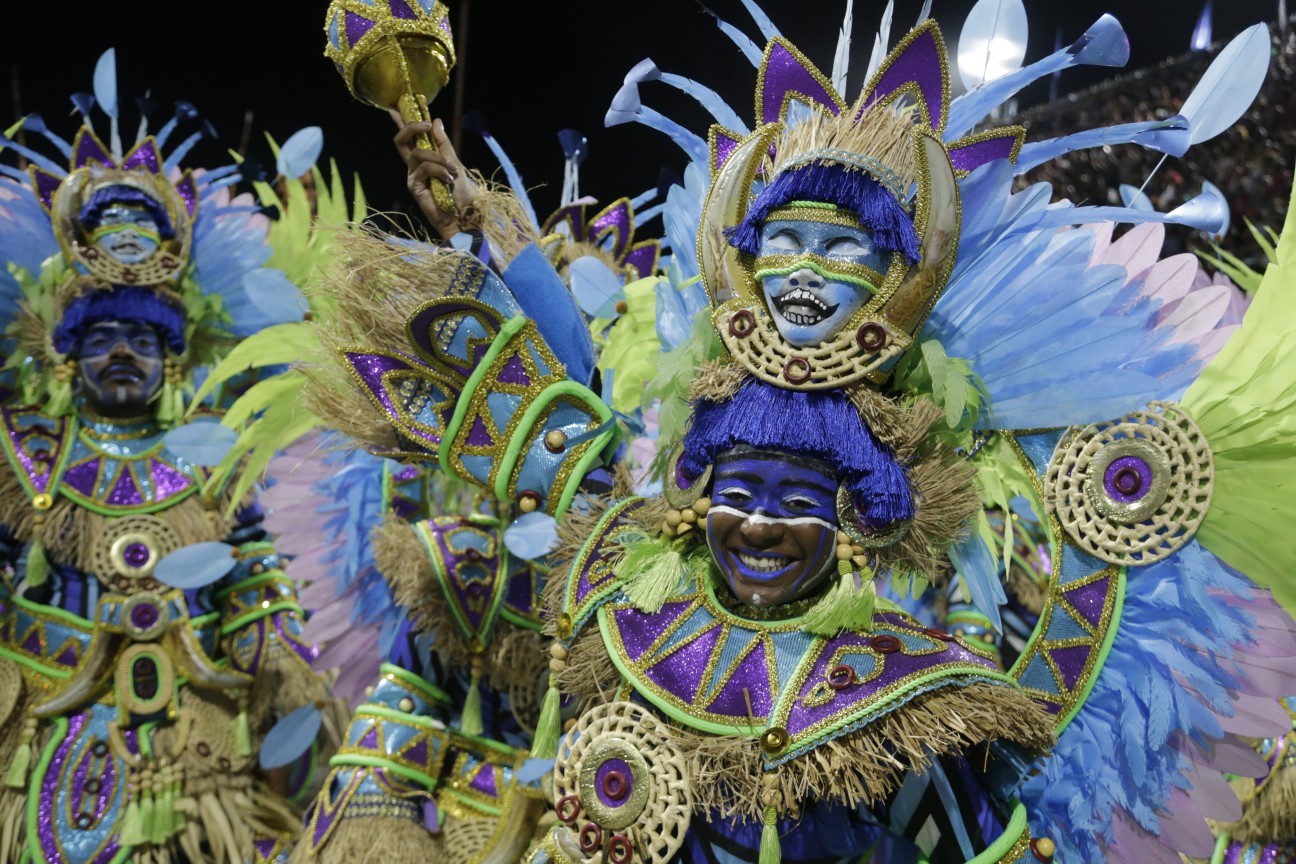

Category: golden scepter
[324, 0, 458, 212]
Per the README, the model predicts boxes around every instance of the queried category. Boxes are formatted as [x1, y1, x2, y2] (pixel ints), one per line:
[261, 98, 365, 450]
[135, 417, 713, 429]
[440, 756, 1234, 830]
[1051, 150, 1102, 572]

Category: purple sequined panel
[467, 764, 498, 798]
[35, 170, 62, 210]
[760, 42, 841, 125]
[388, 0, 418, 19]
[613, 601, 694, 662]
[276, 612, 320, 665]
[504, 567, 534, 616]
[496, 353, 531, 387]
[858, 27, 945, 131]
[784, 614, 998, 737]
[344, 11, 376, 46]
[2, 407, 66, 494]
[642, 623, 722, 704]
[571, 501, 646, 608]
[150, 460, 194, 500]
[74, 135, 114, 169]
[622, 244, 659, 280]
[343, 352, 440, 445]
[38, 712, 122, 864]
[704, 639, 773, 716]
[174, 175, 199, 217]
[713, 130, 740, 173]
[949, 133, 1018, 173]
[107, 468, 143, 507]
[589, 202, 632, 259]
[122, 142, 162, 173]
[1062, 577, 1111, 629]
[61, 458, 101, 498]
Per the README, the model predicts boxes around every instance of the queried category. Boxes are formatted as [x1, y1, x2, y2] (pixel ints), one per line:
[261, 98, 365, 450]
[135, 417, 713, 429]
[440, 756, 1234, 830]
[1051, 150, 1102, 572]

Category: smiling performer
[298, 3, 1296, 861]
[0, 56, 341, 864]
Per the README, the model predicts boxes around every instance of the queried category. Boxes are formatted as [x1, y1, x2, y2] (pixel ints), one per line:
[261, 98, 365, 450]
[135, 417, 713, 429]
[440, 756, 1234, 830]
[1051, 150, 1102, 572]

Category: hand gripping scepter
[324, 0, 458, 212]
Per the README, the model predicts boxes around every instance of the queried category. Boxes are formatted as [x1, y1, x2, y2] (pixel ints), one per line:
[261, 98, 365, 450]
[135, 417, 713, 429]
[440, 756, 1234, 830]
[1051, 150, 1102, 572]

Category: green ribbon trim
[440, 315, 529, 477]
[441, 787, 504, 817]
[380, 663, 451, 704]
[326, 753, 438, 791]
[213, 571, 292, 598]
[0, 643, 71, 681]
[967, 800, 1028, 863]
[357, 704, 443, 731]
[219, 601, 302, 635]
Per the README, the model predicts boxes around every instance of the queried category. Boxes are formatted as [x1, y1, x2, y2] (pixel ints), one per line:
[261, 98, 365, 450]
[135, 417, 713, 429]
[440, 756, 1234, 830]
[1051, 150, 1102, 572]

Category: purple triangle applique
[1049, 645, 1092, 692]
[122, 141, 162, 173]
[62, 458, 101, 498]
[858, 24, 946, 131]
[33, 169, 63, 211]
[344, 11, 377, 46]
[388, 0, 418, 19]
[358, 725, 380, 750]
[949, 131, 1021, 173]
[759, 40, 842, 125]
[1063, 578, 1110, 629]
[20, 627, 41, 655]
[150, 460, 194, 502]
[612, 601, 694, 663]
[402, 737, 429, 767]
[74, 132, 115, 169]
[108, 468, 143, 506]
[468, 764, 497, 797]
[54, 643, 79, 667]
[643, 624, 723, 704]
[497, 354, 530, 386]
[705, 639, 773, 718]
[465, 416, 494, 447]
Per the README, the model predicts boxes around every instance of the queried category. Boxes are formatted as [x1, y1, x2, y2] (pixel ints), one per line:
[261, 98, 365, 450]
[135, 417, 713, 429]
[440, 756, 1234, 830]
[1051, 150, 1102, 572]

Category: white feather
[832, 0, 856, 94]
[864, 0, 894, 82]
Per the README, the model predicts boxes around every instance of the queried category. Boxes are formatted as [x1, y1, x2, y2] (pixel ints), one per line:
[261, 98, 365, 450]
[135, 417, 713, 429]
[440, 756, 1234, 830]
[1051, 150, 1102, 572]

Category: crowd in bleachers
[1013, 25, 1296, 265]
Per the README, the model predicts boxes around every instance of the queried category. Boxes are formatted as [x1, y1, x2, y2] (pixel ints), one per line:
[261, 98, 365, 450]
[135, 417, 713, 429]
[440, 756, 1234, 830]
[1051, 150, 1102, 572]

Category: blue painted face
[756, 218, 889, 347]
[89, 203, 162, 265]
[76, 321, 165, 418]
[705, 448, 840, 607]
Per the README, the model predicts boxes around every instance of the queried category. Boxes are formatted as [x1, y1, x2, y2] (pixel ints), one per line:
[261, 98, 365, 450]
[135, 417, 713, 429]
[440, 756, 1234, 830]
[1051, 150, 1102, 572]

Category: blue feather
[92, 50, 118, 119]
[475, 132, 540, 232]
[659, 72, 750, 135]
[276, 127, 324, 180]
[739, 0, 782, 42]
[703, 6, 764, 66]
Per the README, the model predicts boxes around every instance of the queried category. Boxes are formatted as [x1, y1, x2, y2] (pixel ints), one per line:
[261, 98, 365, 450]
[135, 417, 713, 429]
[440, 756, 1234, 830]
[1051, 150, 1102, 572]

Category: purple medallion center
[1103, 456, 1152, 503]
[130, 603, 159, 630]
[123, 543, 151, 569]
[595, 758, 632, 807]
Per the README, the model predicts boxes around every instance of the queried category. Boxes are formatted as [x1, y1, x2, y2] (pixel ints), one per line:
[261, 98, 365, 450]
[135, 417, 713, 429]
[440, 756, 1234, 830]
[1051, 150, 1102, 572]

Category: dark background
[3, 1, 1282, 218]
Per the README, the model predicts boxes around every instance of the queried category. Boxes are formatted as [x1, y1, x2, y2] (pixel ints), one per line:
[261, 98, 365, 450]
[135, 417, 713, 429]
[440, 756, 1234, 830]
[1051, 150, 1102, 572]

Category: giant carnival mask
[699, 22, 1024, 390]
[40, 130, 197, 288]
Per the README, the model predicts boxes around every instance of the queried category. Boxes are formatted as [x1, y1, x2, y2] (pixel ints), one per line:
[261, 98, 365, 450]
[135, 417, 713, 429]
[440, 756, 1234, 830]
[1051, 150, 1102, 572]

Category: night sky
[5, 1, 1281, 220]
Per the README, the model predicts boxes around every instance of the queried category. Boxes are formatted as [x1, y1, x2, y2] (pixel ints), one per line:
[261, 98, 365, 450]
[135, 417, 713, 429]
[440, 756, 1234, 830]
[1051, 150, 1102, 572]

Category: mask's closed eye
[764, 229, 803, 253]
[825, 236, 872, 258]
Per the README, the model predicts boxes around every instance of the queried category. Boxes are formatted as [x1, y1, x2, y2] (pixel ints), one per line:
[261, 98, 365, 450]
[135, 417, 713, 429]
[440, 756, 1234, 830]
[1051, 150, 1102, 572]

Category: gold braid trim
[0, 463, 245, 573]
[678, 681, 1055, 822]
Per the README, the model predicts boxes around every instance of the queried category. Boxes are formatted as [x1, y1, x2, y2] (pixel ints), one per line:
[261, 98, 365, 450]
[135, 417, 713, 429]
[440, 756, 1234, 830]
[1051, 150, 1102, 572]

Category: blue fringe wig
[78, 186, 176, 240]
[680, 378, 914, 526]
[53, 286, 187, 355]
[724, 163, 920, 264]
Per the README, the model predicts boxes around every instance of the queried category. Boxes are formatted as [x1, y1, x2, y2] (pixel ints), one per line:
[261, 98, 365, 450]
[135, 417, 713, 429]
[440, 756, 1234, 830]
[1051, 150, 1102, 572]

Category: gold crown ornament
[700, 23, 1025, 391]
[324, 0, 457, 212]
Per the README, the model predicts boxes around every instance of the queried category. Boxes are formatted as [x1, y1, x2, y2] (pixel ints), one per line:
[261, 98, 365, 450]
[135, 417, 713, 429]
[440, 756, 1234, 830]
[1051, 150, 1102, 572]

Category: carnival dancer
[0, 55, 338, 864]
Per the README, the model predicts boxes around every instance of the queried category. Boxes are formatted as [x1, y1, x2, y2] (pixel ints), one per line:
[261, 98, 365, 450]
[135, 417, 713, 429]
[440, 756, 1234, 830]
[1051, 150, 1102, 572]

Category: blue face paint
[89, 204, 162, 265]
[705, 449, 840, 608]
[755, 218, 890, 347]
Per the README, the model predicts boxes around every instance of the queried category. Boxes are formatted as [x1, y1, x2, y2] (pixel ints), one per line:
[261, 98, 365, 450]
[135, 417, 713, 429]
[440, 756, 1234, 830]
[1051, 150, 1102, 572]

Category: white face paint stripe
[708, 505, 836, 532]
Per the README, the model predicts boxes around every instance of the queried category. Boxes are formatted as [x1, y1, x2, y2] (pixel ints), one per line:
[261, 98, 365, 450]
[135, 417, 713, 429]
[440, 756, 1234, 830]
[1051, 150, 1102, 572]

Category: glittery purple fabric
[358, 725, 380, 750]
[254, 839, 277, 860]
[129, 602, 158, 629]
[572, 501, 647, 607]
[642, 624, 722, 703]
[1268, 734, 1289, 772]
[1104, 455, 1152, 503]
[622, 245, 658, 280]
[496, 353, 531, 386]
[55, 644, 79, 666]
[704, 639, 772, 716]
[107, 468, 143, 506]
[1222, 842, 1285, 864]
[388, 0, 417, 19]
[343, 352, 443, 446]
[21, 629, 41, 654]
[393, 465, 421, 483]
[613, 601, 693, 662]
[122, 142, 161, 174]
[464, 416, 493, 447]
[344, 11, 376, 46]
[713, 130, 740, 173]
[949, 133, 1018, 173]
[175, 174, 199, 217]
[761, 42, 841, 125]
[404, 738, 429, 766]
[542, 205, 587, 241]
[35, 170, 62, 210]
[1062, 576, 1110, 629]
[784, 615, 998, 737]
[425, 519, 499, 634]
[276, 613, 321, 664]
[589, 202, 631, 259]
[594, 758, 632, 807]
[857, 28, 944, 131]
[468, 764, 498, 797]
[74, 135, 114, 169]
[505, 567, 534, 615]
[150, 459, 194, 500]
[70, 729, 115, 826]
[124, 543, 150, 568]
[62, 458, 100, 497]
[1049, 645, 1090, 690]
[2, 407, 63, 492]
